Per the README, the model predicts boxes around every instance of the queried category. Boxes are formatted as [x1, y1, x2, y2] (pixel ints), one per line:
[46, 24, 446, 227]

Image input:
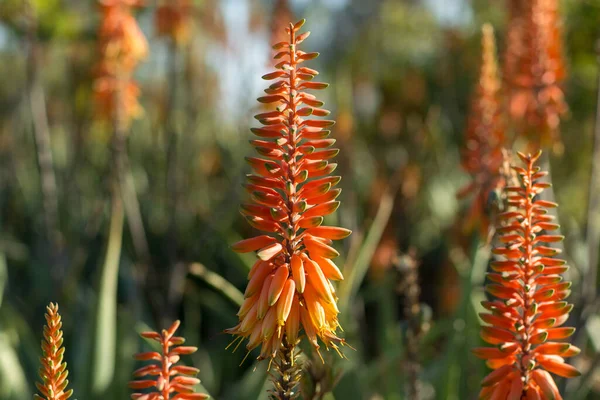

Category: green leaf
[338, 181, 398, 312]
[0, 252, 6, 310]
[221, 360, 268, 400]
[586, 314, 600, 353]
[87, 193, 124, 399]
[189, 262, 244, 307]
[0, 334, 31, 400]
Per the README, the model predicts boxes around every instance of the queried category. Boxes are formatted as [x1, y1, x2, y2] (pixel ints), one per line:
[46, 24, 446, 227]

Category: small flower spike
[34, 303, 74, 400]
[94, 0, 148, 126]
[474, 151, 580, 399]
[129, 320, 209, 400]
[459, 23, 506, 237]
[227, 19, 350, 364]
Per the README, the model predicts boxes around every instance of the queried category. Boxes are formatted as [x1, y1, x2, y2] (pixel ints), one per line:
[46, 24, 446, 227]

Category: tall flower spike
[34, 303, 74, 400]
[94, 0, 148, 127]
[129, 320, 209, 400]
[474, 151, 580, 399]
[227, 19, 350, 364]
[505, 0, 567, 149]
[458, 24, 506, 237]
[503, 0, 527, 95]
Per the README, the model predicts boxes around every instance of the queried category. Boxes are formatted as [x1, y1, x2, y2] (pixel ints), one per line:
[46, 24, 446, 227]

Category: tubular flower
[227, 19, 350, 362]
[94, 0, 148, 126]
[458, 24, 506, 237]
[34, 303, 74, 400]
[129, 320, 209, 400]
[155, 0, 194, 45]
[505, 0, 567, 149]
[474, 151, 580, 399]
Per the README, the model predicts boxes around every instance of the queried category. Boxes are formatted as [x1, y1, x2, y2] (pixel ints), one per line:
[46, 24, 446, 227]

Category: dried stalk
[269, 335, 302, 400]
[396, 252, 422, 400]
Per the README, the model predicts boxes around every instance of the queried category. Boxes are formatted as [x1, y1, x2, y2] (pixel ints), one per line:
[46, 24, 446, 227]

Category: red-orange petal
[291, 254, 306, 293]
[257, 242, 283, 261]
[232, 235, 277, 253]
[268, 265, 289, 306]
[276, 279, 295, 325]
[537, 357, 580, 378]
[304, 237, 339, 258]
[305, 226, 352, 240]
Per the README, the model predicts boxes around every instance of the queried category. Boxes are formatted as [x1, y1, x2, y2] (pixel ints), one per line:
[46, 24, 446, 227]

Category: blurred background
[0, 0, 599, 399]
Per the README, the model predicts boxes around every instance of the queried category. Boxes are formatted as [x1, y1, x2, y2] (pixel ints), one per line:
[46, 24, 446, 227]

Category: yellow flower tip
[36, 302, 73, 400]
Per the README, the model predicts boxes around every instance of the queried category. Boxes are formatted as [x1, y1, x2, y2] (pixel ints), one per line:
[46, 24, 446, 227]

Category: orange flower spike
[34, 303, 74, 400]
[98, 0, 148, 63]
[459, 24, 506, 237]
[130, 320, 209, 399]
[94, 0, 148, 126]
[229, 19, 350, 362]
[503, 0, 527, 93]
[474, 151, 580, 398]
[506, 0, 568, 149]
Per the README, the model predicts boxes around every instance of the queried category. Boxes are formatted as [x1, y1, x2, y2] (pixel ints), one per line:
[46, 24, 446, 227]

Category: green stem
[188, 262, 244, 307]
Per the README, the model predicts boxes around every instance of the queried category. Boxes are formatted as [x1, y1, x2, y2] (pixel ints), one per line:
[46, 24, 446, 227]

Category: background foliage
[0, 0, 599, 399]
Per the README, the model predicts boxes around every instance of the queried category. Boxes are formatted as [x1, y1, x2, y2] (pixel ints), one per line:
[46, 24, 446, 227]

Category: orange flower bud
[276, 279, 296, 325]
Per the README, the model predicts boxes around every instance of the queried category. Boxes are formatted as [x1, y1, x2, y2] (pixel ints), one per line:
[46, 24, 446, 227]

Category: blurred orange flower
[474, 151, 580, 399]
[94, 0, 148, 126]
[155, 0, 194, 45]
[226, 19, 350, 362]
[505, 0, 567, 149]
[270, 0, 294, 55]
[93, 73, 143, 123]
[459, 24, 506, 237]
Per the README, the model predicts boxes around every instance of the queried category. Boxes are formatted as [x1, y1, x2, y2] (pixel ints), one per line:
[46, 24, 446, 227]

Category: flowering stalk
[94, 0, 148, 128]
[34, 303, 74, 400]
[94, 0, 152, 268]
[505, 0, 567, 149]
[129, 320, 209, 400]
[474, 151, 580, 399]
[503, 0, 527, 94]
[459, 23, 506, 237]
[227, 18, 350, 396]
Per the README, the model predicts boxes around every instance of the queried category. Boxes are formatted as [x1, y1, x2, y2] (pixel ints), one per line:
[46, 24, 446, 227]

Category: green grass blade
[189, 262, 244, 307]
[338, 179, 399, 312]
[0, 252, 6, 310]
[0, 334, 31, 400]
[88, 192, 124, 398]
